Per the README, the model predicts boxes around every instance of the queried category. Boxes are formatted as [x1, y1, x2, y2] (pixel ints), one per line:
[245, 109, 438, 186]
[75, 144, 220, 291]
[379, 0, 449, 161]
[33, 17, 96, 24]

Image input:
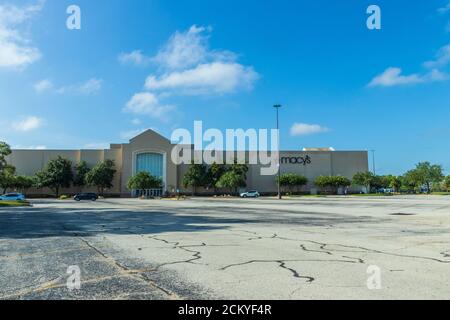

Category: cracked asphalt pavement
[0, 196, 449, 300]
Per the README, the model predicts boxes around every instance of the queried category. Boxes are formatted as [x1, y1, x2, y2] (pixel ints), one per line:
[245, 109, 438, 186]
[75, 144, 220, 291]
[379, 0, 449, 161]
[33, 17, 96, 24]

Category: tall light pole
[274, 104, 282, 200]
[371, 150, 376, 175]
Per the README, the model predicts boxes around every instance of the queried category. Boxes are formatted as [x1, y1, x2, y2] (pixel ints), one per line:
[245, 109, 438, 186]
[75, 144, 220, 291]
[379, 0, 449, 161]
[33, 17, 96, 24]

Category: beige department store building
[7, 130, 369, 196]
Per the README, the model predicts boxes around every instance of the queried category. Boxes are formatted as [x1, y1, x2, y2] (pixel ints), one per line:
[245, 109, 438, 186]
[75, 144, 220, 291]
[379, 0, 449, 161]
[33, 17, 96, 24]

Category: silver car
[240, 190, 260, 198]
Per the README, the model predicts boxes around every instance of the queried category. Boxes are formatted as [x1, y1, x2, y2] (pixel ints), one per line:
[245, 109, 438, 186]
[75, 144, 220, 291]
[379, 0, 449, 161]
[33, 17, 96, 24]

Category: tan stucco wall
[7, 148, 124, 196]
[250, 151, 369, 193]
[176, 150, 369, 194]
[5, 130, 368, 196]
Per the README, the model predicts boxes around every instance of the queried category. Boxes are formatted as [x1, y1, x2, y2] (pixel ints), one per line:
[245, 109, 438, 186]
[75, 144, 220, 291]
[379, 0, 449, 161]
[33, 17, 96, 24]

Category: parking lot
[0, 196, 449, 300]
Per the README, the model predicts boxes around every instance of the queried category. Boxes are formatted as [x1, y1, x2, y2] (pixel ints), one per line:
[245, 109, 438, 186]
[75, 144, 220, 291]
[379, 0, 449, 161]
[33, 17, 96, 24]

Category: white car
[0, 193, 26, 201]
[240, 191, 260, 198]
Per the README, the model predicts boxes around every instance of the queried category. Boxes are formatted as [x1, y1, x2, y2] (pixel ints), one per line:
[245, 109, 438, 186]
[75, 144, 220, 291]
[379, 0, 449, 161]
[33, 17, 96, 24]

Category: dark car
[74, 193, 98, 201]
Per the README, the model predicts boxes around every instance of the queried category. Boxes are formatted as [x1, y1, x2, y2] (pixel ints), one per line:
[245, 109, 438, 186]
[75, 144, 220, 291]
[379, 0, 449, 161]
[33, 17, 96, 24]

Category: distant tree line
[352, 162, 448, 194]
[180, 160, 450, 196]
[1, 140, 449, 197]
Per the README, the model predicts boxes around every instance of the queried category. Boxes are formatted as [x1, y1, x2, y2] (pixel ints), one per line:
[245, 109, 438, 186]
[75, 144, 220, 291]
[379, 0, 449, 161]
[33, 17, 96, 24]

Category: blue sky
[0, 0, 449, 175]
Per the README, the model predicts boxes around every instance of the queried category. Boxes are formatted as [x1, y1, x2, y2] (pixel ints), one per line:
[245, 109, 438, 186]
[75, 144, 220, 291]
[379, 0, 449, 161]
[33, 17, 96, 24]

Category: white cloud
[290, 123, 330, 136]
[437, 4, 450, 32]
[438, 3, 450, 14]
[78, 78, 103, 94]
[120, 25, 239, 70]
[124, 92, 175, 120]
[34, 79, 53, 93]
[145, 62, 259, 95]
[119, 25, 215, 69]
[424, 44, 450, 68]
[0, 1, 44, 68]
[368, 68, 423, 87]
[12, 116, 44, 132]
[369, 44, 450, 88]
[13, 145, 47, 150]
[57, 78, 103, 95]
[154, 25, 210, 70]
[131, 118, 142, 125]
[118, 50, 151, 66]
[143, 25, 258, 96]
[122, 25, 259, 120]
[368, 67, 447, 87]
[427, 68, 449, 81]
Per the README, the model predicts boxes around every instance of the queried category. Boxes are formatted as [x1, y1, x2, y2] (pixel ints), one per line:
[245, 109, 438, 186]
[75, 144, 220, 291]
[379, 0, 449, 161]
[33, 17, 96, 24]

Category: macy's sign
[281, 156, 312, 166]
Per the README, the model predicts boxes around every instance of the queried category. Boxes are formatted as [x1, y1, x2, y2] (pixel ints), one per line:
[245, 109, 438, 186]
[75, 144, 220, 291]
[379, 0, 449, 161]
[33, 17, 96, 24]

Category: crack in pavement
[300, 244, 332, 256]
[298, 239, 450, 264]
[2, 221, 179, 300]
[220, 258, 358, 278]
[300, 244, 366, 264]
[146, 235, 243, 271]
[0, 276, 63, 300]
[76, 237, 178, 299]
[0, 274, 167, 300]
[265, 234, 450, 264]
[278, 261, 315, 283]
[147, 236, 207, 271]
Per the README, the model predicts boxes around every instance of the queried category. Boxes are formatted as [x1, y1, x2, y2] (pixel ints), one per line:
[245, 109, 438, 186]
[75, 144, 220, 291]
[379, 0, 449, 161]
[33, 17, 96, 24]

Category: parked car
[74, 193, 98, 201]
[377, 188, 394, 194]
[240, 190, 260, 198]
[0, 193, 26, 201]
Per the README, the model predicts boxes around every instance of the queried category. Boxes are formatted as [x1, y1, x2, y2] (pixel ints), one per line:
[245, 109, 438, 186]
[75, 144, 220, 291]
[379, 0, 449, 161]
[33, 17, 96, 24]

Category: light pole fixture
[371, 150, 376, 175]
[274, 104, 282, 200]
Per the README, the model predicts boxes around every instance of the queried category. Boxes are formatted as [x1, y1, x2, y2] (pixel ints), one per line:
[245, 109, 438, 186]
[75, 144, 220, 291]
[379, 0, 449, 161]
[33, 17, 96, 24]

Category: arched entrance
[133, 151, 166, 197]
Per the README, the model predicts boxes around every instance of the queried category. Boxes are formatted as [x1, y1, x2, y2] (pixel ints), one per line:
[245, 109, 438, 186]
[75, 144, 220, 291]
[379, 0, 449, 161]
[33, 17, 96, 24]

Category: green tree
[204, 162, 227, 194]
[315, 175, 351, 194]
[352, 172, 381, 193]
[127, 172, 163, 196]
[216, 170, 247, 195]
[444, 175, 450, 192]
[373, 175, 391, 189]
[85, 160, 116, 196]
[34, 156, 73, 197]
[389, 176, 402, 192]
[230, 160, 249, 180]
[277, 174, 293, 193]
[0, 141, 12, 174]
[414, 162, 444, 193]
[401, 162, 444, 193]
[73, 161, 90, 192]
[401, 172, 420, 193]
[0, 165, 16, 194]
[292, 174, 308, 193]
[314, 176, 329, 192]
[276, 173, 308, 194]
[352, 172, 375, 193]
[333, 176, 352, 192]
[182, 162, 207, 196]
[14, 176, 35, 195]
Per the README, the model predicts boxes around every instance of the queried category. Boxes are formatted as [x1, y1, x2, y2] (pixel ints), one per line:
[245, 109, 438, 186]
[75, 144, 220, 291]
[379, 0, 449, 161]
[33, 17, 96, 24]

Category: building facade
[6, 130, 369, 196]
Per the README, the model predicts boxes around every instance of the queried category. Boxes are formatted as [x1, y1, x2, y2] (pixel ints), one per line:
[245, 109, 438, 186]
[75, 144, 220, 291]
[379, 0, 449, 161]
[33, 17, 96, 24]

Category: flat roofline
[12, 149, 108, 151]
[11, 149, 368, 152]
[281, 150, 368, 153]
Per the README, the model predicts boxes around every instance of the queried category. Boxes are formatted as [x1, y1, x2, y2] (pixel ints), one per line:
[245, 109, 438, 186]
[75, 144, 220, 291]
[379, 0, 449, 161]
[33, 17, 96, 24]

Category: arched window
[136, 153, 164, 180]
